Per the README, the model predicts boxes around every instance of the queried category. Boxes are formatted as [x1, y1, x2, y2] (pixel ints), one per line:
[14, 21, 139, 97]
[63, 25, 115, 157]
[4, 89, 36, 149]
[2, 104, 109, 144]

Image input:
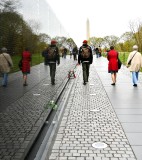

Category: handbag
[118, 58, 122, 69]
[18, 59, 22, 70]
[128, 51, 137, 65]
[2, 54, 12, 67]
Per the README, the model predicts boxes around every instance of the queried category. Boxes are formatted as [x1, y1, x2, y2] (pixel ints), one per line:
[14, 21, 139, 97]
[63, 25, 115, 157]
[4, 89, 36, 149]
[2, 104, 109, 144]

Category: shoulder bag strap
[2, 53, 10, 64]
[130, 51, 137, 61]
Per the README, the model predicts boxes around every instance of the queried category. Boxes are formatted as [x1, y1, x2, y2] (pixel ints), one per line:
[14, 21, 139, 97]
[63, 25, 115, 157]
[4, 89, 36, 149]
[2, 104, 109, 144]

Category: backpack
[47, 46, 57, 60]
[81, 46, 90, 58]
[99, 48, 102, 53]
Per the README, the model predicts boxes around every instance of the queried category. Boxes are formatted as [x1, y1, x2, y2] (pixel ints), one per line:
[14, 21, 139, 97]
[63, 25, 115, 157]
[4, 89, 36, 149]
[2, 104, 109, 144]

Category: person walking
[95, 48, 100, 58]
[107, 46, 119, 85]
[42, 46, 48, 65]
[126, 45, 142, 87]
[98, 46, 102, 57]
[21, 48, 31, 86]
[78, 40, 93, 85]
[72, 45, 78, 61]
[69, 47, 72, 59]
[63, 47, 67, 59]
[0, 47, 13, 87]
[46, 40, 60, 85]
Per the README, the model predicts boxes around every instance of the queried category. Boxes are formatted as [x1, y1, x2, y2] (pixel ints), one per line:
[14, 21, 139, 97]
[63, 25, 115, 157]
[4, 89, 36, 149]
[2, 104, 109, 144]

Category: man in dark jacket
[78, 40, 93, 85]
[46, 40, 60, 85]
[72, 45, 78, 61]
[42, 47, 48, 65]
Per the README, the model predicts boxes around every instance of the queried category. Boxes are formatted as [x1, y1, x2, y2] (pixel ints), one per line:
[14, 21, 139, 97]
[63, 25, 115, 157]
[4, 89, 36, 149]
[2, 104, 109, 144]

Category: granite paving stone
[48, 61, 137, 160]
[1, 56, 142, 159]
[0, 57, 77, 160]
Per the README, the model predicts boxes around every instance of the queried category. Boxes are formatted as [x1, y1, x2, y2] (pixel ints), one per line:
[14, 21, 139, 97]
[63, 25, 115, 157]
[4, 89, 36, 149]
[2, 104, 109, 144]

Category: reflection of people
[126, 45, 142, 87]
[98, 46, 102, 57]
[63, 47, 67, 59]
[0, 47, 13, 87]
[42, 47, 48, 65]
[95, 48, 99, 58]
[69, 47, 72, 59]
[72, 46, 78, 60]
[46, 40, 60, 85]
[78, 40, 93, 85]
[21, 48, 31, 86]
[107, 46, 119, 85]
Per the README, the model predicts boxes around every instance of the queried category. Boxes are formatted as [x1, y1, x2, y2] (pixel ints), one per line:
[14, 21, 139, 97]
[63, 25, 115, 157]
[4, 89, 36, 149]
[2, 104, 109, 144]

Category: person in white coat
[126, 45, 142, 87]
[0, 47, 13, 87]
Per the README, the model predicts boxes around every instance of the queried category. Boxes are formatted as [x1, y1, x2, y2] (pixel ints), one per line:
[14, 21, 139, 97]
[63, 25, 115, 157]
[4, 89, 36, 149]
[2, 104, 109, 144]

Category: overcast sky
[46, 0, 142, 46]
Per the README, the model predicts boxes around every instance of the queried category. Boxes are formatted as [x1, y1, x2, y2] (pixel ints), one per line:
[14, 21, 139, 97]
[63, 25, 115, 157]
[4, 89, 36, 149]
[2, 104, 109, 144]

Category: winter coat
[78, 44, 93, 64]
[107, 49, 118, 72]
[21, 51, 31, 73]
[0, 53, 13, 73]
[127, 51, 142, 72]
[72, 47, 78, 55]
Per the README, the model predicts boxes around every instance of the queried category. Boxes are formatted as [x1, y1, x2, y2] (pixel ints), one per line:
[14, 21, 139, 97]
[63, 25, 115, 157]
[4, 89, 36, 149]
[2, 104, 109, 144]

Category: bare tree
[103, 35, 119, 48]
[89, 37, 104, 47]
[129, 20, 142, 52]
[120, 32, 133, 42]
[0, 0, 21, 12]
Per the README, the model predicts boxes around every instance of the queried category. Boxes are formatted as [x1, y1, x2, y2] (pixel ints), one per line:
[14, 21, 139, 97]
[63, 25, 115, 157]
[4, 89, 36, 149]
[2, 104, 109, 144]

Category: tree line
[89, 21, 142, 53]
[1, 0, 142, 55]
[0, 0, 75, 56]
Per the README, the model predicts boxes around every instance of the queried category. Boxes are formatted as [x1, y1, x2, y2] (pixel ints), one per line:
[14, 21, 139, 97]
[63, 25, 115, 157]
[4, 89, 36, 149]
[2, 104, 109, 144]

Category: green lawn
[11, 53, 44, 73]
[102, 52, 130, 65]
[118, 52, 129, 65]
[102, 51, 142, 72]
[9, 51, 138, 73]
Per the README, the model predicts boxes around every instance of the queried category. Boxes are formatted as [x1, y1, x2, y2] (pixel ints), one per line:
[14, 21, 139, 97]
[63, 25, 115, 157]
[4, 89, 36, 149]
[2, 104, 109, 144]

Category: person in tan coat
[126, 45, 142, 87]
[0, 47, 13, 87]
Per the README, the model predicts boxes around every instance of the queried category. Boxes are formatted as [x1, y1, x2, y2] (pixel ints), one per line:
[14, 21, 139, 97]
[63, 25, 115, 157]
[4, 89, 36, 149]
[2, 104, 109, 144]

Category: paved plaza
[46, 58, 141, 160]
[0, 56, 142, 160]
[0, 57, 77, 160]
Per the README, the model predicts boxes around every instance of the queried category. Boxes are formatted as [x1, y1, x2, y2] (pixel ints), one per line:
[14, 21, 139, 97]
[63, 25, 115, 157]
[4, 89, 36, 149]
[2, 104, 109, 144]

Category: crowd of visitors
[0, 40, 142, 87]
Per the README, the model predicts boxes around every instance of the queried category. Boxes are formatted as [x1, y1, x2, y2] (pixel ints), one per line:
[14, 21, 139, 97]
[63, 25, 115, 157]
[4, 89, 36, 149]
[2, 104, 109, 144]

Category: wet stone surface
[0, 57, 77, 160]
[49, 64, 137, 160]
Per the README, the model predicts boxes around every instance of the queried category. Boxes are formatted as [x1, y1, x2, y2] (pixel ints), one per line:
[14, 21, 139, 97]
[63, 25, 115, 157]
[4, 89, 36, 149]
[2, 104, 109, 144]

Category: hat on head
[1, 47, 7, 52]
[51, 40, 57, 45]
[83, 40, 87, 44]
[133, 45, 138, 50]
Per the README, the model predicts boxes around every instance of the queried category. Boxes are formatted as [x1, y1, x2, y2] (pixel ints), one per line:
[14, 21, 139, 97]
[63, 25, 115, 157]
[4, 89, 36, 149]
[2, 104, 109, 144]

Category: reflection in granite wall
[0, 0, 69, 55]
[19, 0, 69, 38]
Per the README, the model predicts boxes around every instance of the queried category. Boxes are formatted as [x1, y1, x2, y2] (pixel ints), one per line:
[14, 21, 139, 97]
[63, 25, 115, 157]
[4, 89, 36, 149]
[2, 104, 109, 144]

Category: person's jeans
[64, 54, 66, 59]
[82, 62, 90, 82]
[49, 63, 56, 84]
[2, 73, 8, 86]
[132, 71, 139, 85]
[96, 53, 99, 58]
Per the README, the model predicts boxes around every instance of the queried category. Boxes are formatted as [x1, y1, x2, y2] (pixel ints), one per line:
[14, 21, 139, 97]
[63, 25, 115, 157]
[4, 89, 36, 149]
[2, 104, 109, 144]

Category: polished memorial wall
[0, 0, 69, 55]
[20, 0, 69, 38]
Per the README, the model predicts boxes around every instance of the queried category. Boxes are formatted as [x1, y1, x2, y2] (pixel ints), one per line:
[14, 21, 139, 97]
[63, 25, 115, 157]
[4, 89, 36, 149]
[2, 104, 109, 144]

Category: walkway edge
[35, 69, 79, 160]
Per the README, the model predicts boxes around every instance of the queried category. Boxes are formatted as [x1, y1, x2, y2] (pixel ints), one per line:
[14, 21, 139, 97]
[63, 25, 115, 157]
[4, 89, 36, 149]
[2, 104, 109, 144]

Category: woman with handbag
[0, 47, 13, 87]
[107, 46, 119, 85]
[21, 48, 31, 86]
[126, 45, 142, 87]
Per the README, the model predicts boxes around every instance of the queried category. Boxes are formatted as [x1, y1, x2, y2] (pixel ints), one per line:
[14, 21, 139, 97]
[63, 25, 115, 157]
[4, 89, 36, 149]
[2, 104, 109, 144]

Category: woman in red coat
[21, 48, 31, 86]
[107, 46, 118, 85]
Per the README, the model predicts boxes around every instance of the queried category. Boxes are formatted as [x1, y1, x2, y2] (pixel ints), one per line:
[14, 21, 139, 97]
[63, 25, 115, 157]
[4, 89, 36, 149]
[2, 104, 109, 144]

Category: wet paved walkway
[45, 57, 142, 160]
[1, 56, 142, 160]
[0, 56, 77, 160]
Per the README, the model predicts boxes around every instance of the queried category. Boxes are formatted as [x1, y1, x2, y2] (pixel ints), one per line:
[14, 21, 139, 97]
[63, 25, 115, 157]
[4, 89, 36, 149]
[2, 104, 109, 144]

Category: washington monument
[86, 18, 90, 40]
